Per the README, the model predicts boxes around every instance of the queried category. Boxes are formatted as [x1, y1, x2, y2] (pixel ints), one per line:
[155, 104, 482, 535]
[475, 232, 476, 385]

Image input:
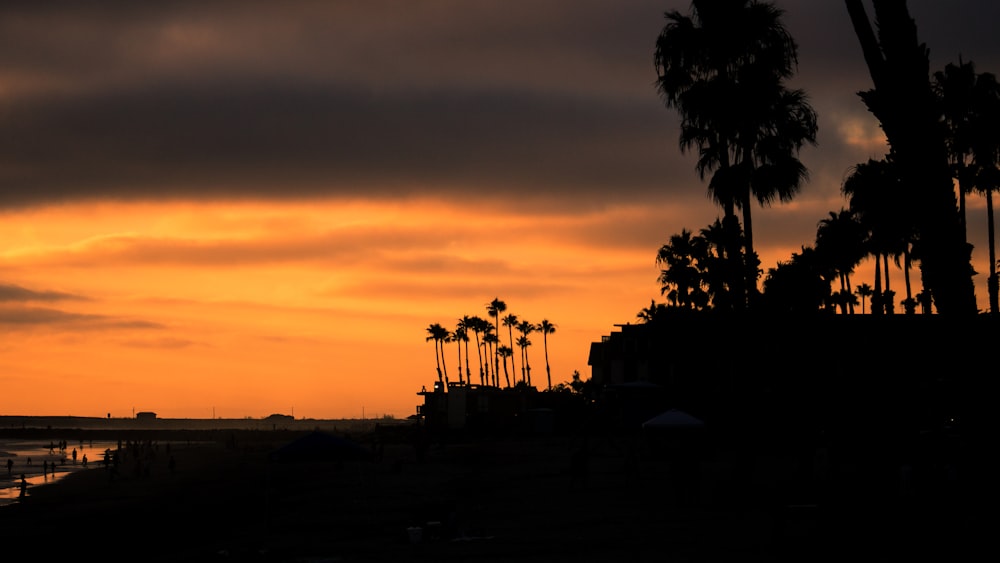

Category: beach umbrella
[268, 431, 373, 463]
[642, 409, 705, 430]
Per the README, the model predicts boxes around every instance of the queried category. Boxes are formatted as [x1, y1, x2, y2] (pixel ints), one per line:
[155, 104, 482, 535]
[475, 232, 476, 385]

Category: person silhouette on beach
[82, 454, 88, 468]
[19, 474, 27, 498]
[72, 448, 77, 464]
[6, 458, 12, 475]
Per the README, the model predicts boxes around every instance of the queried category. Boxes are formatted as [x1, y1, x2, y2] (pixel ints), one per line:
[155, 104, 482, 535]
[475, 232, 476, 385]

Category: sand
[0, 424, 980, 562]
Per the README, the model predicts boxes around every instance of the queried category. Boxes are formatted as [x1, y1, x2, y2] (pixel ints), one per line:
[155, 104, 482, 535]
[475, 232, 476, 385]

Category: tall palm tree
[967, 70, 1000, 313]
[502, 313, 519, 383]
[538, 319, 556, 391]
[855, 283, 873, 314]
[486, 298, 506, 387]
[483, 331, 499, 387]
[655, 0, 817, 307]
[497, 345, 513, 388]
[934, 58, 979, 243]
[457, 316, 475, 384]
[516, 334, 532, 387]
[516, 320, 535, 386]
[465, 315, 487, 385]
[846, 0, 977, 315]
[425, 323, 449, 387]
[451, 324, 468, 385]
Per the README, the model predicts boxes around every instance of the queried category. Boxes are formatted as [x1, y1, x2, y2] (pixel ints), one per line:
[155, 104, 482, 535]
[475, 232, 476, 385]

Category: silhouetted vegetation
[652, 1, 999, 316]
[654, 0, 818, 310]
[427, 299, 556, 390]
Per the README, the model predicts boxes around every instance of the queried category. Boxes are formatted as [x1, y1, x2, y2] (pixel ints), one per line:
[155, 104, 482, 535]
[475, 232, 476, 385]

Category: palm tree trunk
[464, 340, 472, 386]
[543, 335, 552, 391]
[988, 189, 998, 313]
[474, 331, 484, 385]
[740, 160, 757, 309]
[883, 253, 893, 314]
[456, 340, 463, 385]
[873, 254, 884, 316]
[903, 247, 914, 314]
[434, 341, 443, 386]
[440, 341, 449, 387]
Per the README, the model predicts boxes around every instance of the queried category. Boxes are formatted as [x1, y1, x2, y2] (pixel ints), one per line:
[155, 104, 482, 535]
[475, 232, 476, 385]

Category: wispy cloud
[0, 283, 83, 302]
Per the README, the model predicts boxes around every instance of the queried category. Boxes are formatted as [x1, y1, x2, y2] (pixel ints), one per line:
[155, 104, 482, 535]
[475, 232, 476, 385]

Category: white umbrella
[642, 408, 705, 429]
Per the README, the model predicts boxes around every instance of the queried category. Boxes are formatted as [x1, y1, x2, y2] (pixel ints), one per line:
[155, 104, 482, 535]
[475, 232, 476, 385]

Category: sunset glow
[2, 1, 997, 419]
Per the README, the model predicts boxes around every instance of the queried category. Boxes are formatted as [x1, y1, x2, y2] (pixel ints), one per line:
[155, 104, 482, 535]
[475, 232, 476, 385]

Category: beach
[0, 420, 980, 562]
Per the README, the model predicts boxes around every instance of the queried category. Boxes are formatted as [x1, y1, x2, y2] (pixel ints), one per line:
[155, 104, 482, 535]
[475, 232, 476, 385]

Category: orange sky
[2, 1, 998, 419]
[2, 189, 995, 420]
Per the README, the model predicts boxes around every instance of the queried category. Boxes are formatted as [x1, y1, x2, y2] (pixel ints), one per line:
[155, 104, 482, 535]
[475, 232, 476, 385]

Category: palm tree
[538, 319, 556, 391]
[855, 283, 873, 314]
[451, 324, 468, 385]
[815, 209, 868, 314]
[843, 158, 902, 315]
[486, 298, 506, 387]
[655, 0, 817, 307]
[497, 345, 514, 388]
[656, 229, 707, 309]
[846, 0, 977, 315]
[502, 313, 519, 383]
[425, 323, 449, 387]
[483, 331, 499, 387]
[457, 316, 475, 384]
[934, 58, 979, 243]
[967, 70, 1000, 313]
[465, 315, 487, 385]
[761, 245, 832, 313]
[516, 334, 532, 388]
[516, 320, 535, 386]
[637, 299, 670, 323]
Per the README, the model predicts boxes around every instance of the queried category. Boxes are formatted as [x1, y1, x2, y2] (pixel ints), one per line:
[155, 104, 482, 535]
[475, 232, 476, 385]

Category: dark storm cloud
[0, 81, 678, 207]
[1, 0, 997, 209]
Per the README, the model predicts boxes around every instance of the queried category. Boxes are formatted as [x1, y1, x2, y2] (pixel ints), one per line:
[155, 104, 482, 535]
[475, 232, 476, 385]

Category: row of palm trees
[425, 297, 557, 391]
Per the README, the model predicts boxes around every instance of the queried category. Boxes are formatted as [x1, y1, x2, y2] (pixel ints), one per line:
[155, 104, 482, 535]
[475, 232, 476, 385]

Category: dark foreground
[0, 421, 985, 563]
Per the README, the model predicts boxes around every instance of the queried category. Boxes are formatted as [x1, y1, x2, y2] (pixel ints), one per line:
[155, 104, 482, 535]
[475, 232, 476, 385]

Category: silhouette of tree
[464, 315, 488, 385]
[637, 299, 670, 323]
[934, 58, 1000, 312]
[655, 0, 817, 308]
[656, 229, 709, 309]
[843, 158, 903, 315]
[538, 319, 557, 391]
[815, 209, 868, 314]
[425, 323, 449, 387]
[856, 282, 873, 314]
[968, 71, 1000, 313]
[515, 335, 532, 387]
[916, 288, 934, 314]
[516, 320, 535, 387]
[451, 324, 468, 385]
[761, 246, 833, 313]
[497, 345, 513, 388]
[457, 316, 476, 384]
[934, 58, 980, 243]
[502, 313, 519, 383]
[483, 330, 498, 387]
[486, 298, 506, 387]
[845, 0, 977, 315]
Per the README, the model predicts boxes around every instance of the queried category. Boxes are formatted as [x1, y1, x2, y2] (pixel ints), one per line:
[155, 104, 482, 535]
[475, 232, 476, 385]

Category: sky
[2, 1, 998, 420]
